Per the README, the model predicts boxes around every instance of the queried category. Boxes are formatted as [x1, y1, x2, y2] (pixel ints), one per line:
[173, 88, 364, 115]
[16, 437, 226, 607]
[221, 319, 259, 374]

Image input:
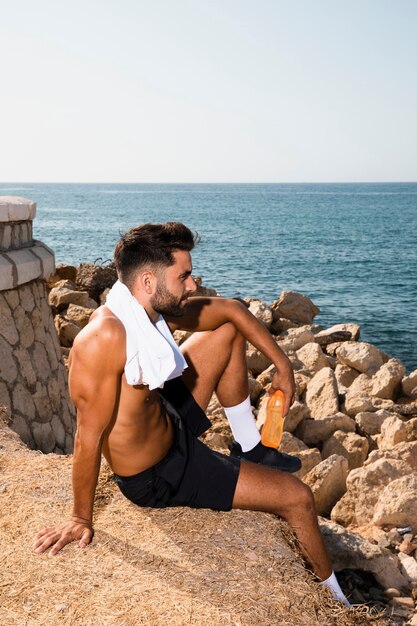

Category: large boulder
[275, 327, 315, 353]
[76, 262, 117, 302]
[348, 373, 373, 396]
[64, 303, 95, 329]
[336, 342, 385, 375]
[247, 300, 273, 328]
[402, 369, 417, 398]
[305, 368, 339, 419]
[314, 323, 361, 344]
[372, 473, 417, 532]
[245, 344, 272, 376]
[295, 342, 329, 375]
[364, 441, 417, 469]
[295, 413, 356, 446]
[54, 315, 81, 348]
[371, 359, 406, 400]
[331, 458, 414, 527]
[294, 448, 322, 479]
[355, 410, 392, 436]
[303, 455, 348, 516]
[334, 363, 360, 393]
[49, 280, 97, 311]
[320, 518, 410, 591]
[375, 416, 417, 450]
[271, 291, 320, 325]
[344, 391, 374, 417]
[322, 430, 369, 470]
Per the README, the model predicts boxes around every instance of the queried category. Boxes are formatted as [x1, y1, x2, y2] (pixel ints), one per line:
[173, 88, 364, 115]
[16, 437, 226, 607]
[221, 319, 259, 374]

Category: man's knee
[283, 481, 316, 518]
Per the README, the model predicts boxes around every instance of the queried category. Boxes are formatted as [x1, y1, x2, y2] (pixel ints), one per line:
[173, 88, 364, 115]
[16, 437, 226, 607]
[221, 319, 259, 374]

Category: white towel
[105, 280, 188, 389]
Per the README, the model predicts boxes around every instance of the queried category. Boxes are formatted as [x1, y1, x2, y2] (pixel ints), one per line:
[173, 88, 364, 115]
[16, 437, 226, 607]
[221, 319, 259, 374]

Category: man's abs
[102, 382, 175, 477]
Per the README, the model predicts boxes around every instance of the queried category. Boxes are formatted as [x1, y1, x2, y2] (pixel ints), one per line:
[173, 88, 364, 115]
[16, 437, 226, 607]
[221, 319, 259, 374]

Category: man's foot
[229, 440, 302, 473]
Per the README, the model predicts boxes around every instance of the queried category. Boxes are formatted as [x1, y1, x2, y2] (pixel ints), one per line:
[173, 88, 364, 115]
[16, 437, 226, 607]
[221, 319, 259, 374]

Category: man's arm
[167, 297, 295, 414]
[33, 316, 125, 556]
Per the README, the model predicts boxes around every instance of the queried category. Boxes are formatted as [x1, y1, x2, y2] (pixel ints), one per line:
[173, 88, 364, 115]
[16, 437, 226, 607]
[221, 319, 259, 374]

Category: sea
[1, 182, 416, 373]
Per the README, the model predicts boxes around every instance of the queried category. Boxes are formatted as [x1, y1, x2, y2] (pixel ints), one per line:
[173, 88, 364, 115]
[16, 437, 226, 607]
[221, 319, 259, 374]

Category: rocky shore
[46, 261, 417, 624]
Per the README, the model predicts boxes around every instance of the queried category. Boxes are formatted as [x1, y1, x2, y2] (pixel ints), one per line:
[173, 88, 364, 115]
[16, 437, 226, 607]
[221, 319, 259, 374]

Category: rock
[295, 342, 329, 374]
[248, 300, 273, 328]
[372, 473, 417, 532]
[303, 455, 348, 516]
[399, 539, 417, 555]
[294, 372, 311, 396]
[331, 458, 414, 527]
[348, 373, 373, 395]
[371, 359, 406, 400]
[319, 518, 410, 591]
[398, 553, 417, 584]
[172, 329, 193, 346]
[322, 430, 369, 470]
[279, 431, 308, 454]
[294, 448, 322, 479]
[64, 303, 95, 329]
[248, 374, 264, 405]
[371, 396, 395, 411]
[355, 410, 392, 436]
[49, 263, 77, 284]
[54, 315, 81, 348]
[283, 401, 309, 433]
[191, 276, 218, 297]
[246, 344, 272, 376]
[49, 281, 97, 311]
[305, 368, 339, 419]
[344, 391, 374, 416]
[336, 341, 384, 375]
[402, 369, 417, 398]
[295, 413, 356, 446]
[334, 363, 360, 393]
[270, 316, 299, 334]
[275, 326, 315, 352]
[256, 364, 276, 388]
[271, 291, 320, 325]
[76, 262, 117, 302]
[375, 416, 417, 450]
[364, 441, 417, 469]
[314, 323, 361, 344]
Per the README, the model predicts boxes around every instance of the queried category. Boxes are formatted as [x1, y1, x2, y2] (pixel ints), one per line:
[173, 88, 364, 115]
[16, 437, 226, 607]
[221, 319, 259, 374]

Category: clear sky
[1, 0, 416, 183]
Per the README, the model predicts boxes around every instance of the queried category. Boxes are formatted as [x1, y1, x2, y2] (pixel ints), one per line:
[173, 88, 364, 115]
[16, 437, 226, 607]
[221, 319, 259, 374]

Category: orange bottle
[261, 390, 285, 448]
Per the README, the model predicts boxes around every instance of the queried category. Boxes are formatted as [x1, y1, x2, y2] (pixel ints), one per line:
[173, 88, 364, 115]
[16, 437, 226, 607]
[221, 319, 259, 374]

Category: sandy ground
[0, 420, 388, 626]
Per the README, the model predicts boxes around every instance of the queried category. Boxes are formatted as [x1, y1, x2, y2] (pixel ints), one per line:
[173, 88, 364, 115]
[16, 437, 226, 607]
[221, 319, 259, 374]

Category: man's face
[150, 250, 196, 317]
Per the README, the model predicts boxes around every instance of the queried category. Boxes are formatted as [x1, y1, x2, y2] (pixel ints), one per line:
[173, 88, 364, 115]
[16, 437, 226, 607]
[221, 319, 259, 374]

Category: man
[33, 222, 349, 606]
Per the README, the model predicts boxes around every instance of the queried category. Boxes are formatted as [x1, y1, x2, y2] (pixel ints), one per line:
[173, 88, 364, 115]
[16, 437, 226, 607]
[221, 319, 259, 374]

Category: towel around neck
[105, 280, 188, 389]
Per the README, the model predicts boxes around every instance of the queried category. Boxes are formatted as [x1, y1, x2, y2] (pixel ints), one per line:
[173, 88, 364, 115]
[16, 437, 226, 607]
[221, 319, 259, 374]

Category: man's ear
[139, 269, 156, 294]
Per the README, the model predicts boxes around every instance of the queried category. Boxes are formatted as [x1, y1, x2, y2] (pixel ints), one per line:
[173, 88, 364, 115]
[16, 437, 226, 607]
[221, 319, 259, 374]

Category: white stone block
[0, 255, 14, 290]
[0, 196, 37, 222]
[6, 248, 41, 286]
[32, 241, 56, 278]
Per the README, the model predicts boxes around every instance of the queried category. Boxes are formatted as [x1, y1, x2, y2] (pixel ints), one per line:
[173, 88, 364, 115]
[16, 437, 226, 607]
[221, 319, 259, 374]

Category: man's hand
[32, 519, 94, 556]
[269, 367, 296, 416]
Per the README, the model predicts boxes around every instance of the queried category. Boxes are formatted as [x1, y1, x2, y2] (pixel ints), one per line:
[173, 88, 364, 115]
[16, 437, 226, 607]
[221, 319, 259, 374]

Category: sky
[1, 0, 416, 183]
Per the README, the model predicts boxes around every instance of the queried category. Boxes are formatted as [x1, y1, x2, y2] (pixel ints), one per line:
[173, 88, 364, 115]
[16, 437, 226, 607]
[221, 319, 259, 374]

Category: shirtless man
[33, 222, 349, 605]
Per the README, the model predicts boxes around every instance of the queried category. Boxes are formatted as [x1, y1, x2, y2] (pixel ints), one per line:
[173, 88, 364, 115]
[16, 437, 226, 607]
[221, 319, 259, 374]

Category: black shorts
[113, 385, 240, 511]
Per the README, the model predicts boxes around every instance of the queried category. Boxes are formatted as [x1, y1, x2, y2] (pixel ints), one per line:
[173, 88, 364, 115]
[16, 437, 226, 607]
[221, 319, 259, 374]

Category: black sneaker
[229, 440, 302, 473]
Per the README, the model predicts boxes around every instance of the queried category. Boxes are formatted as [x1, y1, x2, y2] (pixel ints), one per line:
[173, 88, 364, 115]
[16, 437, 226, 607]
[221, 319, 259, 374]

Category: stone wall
[0, 196, 75, 453]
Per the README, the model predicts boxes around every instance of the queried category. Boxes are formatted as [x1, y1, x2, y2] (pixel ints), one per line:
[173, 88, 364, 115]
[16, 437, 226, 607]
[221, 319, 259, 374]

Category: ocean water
[1, 182, 416, 372]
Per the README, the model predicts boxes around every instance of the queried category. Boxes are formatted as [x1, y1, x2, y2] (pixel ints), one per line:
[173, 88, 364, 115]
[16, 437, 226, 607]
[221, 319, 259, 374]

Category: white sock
[320, 571, 351, 607]
[223, 396, 261, 452]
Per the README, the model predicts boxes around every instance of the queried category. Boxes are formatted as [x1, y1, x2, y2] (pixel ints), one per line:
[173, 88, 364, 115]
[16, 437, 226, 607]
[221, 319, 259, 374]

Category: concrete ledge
[0, 196, 37, 222]
[0, 241, 55, 290]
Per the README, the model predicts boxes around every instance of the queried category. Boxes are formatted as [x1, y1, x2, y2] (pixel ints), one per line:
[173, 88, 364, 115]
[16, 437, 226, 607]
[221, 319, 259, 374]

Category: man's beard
[151, 281, 188, 317]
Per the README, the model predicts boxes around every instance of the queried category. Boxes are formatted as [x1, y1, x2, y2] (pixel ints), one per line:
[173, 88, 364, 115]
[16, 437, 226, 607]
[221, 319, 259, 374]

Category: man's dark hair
[114, 222, 199, 288]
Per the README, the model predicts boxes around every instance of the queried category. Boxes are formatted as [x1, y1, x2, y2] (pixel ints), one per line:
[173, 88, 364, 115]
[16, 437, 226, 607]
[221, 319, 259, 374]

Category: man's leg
[180, 322, 301, 472]
[181, 323, 350, 604]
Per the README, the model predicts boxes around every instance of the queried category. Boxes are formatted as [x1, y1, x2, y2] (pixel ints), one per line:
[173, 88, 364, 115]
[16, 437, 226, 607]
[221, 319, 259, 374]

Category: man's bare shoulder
[70, 306, 126, 371]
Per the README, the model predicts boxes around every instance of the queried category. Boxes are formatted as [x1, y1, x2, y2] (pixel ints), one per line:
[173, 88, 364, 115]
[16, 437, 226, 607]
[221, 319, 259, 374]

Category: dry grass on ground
[0, 419, 389, 626]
